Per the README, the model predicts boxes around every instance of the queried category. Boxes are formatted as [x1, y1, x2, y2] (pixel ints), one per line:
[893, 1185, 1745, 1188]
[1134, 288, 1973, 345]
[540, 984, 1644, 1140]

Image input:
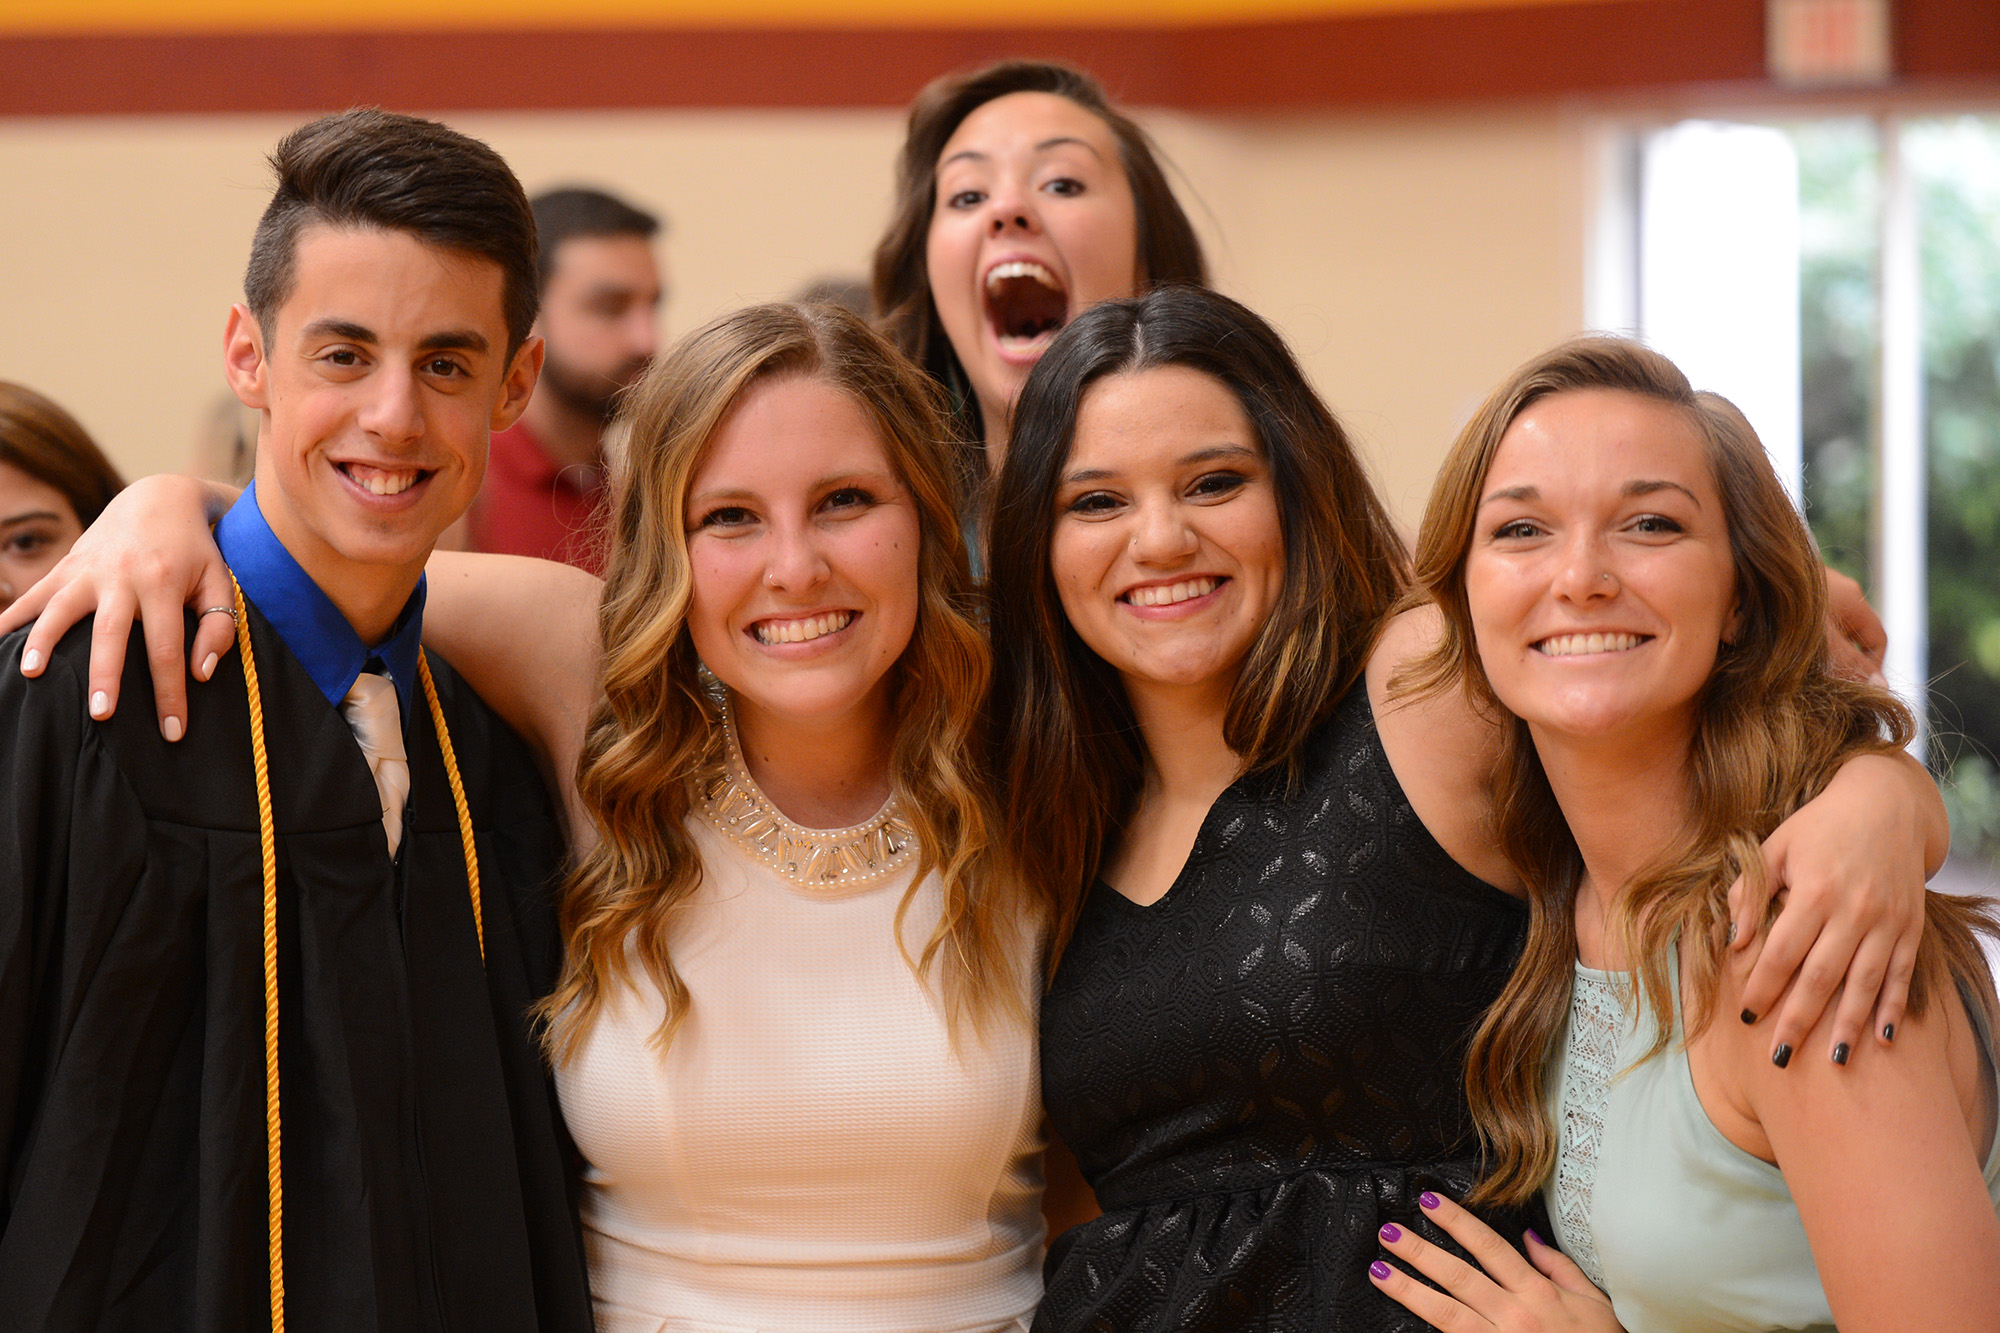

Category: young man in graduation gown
[0, 109, 594, 1332]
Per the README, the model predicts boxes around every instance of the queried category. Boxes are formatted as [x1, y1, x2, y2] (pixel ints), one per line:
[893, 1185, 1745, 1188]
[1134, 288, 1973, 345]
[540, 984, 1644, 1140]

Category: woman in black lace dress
[985, 287, 1947, 1331]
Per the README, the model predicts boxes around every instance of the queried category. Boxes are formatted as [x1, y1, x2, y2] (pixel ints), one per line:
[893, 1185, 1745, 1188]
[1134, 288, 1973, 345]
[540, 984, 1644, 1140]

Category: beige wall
[0, 103, 1589, 530]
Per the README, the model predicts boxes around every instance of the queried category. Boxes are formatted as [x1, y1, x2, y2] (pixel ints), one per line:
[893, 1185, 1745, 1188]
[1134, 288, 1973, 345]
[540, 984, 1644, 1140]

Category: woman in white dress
[523, 302, 1044, 1330]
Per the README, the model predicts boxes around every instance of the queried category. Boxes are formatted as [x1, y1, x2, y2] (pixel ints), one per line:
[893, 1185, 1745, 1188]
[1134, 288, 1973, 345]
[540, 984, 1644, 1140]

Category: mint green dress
[1544, 952, 2000, 1332]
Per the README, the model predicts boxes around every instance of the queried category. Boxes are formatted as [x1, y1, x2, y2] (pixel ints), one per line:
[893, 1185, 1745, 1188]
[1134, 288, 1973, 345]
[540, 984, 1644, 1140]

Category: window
[1594, 112, 2000, 882]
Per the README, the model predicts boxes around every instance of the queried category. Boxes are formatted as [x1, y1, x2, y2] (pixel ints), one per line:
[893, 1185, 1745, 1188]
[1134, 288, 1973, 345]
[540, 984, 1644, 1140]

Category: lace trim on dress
[694, 704, 919, 889]
[1554, 968, 1625, 1290]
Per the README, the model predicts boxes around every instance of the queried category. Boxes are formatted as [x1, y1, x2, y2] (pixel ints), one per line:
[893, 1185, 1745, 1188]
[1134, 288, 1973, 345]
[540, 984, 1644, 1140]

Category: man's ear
[223, 304, 270, 409]
[492, 333, 544, 432]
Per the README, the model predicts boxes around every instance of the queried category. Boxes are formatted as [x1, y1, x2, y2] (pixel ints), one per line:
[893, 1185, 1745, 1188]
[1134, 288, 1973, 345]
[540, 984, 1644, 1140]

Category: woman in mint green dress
[1376, 340, 2000, 1328]
[1370, 338, 2000, 1333]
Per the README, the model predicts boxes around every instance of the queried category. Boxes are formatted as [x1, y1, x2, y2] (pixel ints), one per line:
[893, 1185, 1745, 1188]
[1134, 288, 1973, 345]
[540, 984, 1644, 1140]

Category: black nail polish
[1740, 1008, 1757, 1025]
[1772, 1043, 1793, 1068]
[1832, 1043, 1850, 1066]
[1882, 1022, 1896, 1042]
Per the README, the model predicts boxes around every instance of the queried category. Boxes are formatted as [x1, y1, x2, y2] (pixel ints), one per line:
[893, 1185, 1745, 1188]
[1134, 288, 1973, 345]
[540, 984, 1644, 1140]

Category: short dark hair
[987, 286, 1406, 962]
[531, 187, 662, 292]
[0, 381, 124, 527]
[244, 108, 540, 358]
[872, 60, 1209, 447]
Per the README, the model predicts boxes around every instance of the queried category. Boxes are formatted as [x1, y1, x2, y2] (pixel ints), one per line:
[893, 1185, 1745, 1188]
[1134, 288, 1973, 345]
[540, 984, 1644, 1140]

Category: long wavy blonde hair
[1400, 337, 1999, 1207]
[538, 302, 1027, 1061]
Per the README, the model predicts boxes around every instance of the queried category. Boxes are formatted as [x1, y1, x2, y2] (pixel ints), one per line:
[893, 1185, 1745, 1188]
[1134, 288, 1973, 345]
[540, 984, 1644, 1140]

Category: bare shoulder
[1364, 606, 1521, 894]
[1726, 942, 1993, 1153]
[1717, 941, 2000, 1330]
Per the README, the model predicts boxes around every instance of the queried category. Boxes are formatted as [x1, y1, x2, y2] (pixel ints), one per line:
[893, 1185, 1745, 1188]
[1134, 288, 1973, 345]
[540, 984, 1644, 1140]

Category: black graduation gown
[0, 600, 594, 1333]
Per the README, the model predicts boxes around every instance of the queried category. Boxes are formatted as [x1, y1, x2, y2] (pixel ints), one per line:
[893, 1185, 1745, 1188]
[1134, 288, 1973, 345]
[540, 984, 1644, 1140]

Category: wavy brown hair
[538, 302, 1026, 1061]
[987, 286, 1408, 967]
[872, 60, 1208, 455]
[1400, 337, 1999, 1207]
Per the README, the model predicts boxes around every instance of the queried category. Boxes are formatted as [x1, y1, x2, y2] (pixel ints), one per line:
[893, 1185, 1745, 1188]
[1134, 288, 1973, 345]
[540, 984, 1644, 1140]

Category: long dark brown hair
[1401, 337, 2000, 1206]
[987, 286, 1407, 966]
[872, 60, 1208, 453]
[539, 302, 1028, 1060]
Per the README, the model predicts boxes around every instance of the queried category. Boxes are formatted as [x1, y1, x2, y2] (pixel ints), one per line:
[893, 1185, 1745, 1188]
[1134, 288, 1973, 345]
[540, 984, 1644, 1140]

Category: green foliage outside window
[1799, 116, 2000, 875]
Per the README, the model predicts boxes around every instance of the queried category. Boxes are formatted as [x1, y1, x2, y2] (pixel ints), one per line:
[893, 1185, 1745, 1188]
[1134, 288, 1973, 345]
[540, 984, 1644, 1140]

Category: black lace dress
[1036, 686, 1539, 1332]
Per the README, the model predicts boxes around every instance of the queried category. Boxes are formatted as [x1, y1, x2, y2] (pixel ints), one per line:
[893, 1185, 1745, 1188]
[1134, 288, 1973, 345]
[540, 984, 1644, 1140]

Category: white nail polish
[200, 653, 218, 681]
[162, 715, 184, 743]
[90, 691, 110, 718]
[20, 648, 40, 673]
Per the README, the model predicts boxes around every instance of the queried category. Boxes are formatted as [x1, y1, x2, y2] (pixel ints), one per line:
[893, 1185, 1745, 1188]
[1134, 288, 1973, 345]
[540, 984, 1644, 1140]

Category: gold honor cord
[230, 577, 485, 1331]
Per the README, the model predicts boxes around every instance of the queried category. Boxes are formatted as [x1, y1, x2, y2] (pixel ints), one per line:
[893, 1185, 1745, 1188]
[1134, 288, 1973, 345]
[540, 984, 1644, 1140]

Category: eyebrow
[939, 136, 1106, 171]
[583, 281, 659, 302]
[298, 318, 491, 355]
[0, 509, 63, 529]
[1061, 443, 1259, 486]
[1479, 478, 1703, 508]
[687, 469, 900, 508]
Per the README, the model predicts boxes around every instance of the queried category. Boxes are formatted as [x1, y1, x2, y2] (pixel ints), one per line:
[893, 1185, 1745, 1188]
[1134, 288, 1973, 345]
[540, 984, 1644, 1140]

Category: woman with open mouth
[874, 60, 1208, 478]
[986, 288, 1951, 1332]
[1367, 337, 2000, 1333]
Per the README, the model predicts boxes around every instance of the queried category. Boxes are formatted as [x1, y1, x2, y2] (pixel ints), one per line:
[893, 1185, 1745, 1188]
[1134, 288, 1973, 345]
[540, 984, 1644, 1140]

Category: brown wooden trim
[2, 0, 1994, 117]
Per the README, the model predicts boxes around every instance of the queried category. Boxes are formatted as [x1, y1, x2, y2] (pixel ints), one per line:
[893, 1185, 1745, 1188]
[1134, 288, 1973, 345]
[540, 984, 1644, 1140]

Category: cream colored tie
[341, 671, 409, 856]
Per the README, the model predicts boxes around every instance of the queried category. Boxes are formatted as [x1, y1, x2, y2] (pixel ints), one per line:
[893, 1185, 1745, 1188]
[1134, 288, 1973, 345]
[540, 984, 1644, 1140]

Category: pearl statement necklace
[696, 705, 918, 888]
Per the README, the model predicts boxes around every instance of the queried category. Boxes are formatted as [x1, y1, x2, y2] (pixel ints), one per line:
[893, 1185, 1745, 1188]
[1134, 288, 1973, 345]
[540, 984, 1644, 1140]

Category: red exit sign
[1768, 0, 1893, 86]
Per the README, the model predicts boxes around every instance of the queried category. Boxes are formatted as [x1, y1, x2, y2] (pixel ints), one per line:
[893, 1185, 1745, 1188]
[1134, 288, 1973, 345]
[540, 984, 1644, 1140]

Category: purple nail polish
[1370, 1260, 1393, 1280]
[1526, 1227, 1547, 1247]
[1419, 1191, 1441, 1210]
[1379, 1223, 1402, 1243]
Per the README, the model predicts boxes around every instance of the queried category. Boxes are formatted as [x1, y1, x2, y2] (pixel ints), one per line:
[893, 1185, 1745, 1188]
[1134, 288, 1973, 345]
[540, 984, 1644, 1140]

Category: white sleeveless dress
[556, 759, 1044, 1333]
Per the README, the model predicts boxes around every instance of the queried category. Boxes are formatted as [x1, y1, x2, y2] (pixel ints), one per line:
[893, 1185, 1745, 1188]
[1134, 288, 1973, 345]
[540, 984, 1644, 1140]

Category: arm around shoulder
[421, 551, 602, 822]
[1365, 604, 1522, 895]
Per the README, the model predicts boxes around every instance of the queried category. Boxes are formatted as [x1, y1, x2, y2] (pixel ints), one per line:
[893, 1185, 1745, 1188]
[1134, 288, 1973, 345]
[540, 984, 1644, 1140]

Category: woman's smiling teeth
[753, 610, 855, 646]
[1536, 631, 1646, 657]
[1124, 576, 1219, 608]
[343, 462, 423, 497]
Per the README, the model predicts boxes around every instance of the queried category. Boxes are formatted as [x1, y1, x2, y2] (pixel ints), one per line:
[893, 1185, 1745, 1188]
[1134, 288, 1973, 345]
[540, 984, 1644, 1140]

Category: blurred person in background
[464, 186, 665, 573]
[0, 381, 122, 615]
